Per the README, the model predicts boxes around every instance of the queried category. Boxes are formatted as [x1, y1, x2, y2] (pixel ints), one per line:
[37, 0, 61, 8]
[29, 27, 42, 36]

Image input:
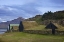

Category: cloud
[37, 7, 64, 14]
[0, 18, 7, 22]
[0, 5, 41, 22]
[51, 0, 64, 5]
[0, 0, 64, 22]
[0, 0, 36, 5]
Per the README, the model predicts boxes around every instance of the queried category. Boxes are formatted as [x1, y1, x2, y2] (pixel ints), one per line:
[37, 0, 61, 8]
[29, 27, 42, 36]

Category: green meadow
[0, 32, 64, 42]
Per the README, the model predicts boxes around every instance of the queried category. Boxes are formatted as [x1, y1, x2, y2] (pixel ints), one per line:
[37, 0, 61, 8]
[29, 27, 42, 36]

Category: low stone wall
[7, 30, 64, 35]
[23, 30, 64, 35]
[23, 30, 52, 34]
[55, 31, 64, 35]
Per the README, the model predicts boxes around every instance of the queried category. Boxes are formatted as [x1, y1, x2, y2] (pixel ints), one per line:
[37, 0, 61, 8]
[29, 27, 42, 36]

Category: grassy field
[25, 25, 46, 30]
[0, 21, 64, 42]
[0, 32, 64, 42]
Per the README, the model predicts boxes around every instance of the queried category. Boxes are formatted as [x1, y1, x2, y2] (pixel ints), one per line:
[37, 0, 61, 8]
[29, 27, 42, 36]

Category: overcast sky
[0, 0, 64, 22]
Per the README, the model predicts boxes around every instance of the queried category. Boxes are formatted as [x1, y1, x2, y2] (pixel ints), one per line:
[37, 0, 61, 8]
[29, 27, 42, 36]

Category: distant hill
[42, 10, 64, 20]
[27, 10, 64, 21]
[0, 17, 24, 28]
[25, 15, 42, 21]
[25, 10, 64, 26]
[41, 10, 64, 26]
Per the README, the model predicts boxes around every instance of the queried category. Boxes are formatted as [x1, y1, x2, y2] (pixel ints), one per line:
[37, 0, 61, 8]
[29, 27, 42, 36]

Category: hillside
[41, 10, 64, 26]
[25, 10, 64, 20]
[25, 15, 42, 21]
[42, 11, 64, 20]
[25, 10, 64, 26]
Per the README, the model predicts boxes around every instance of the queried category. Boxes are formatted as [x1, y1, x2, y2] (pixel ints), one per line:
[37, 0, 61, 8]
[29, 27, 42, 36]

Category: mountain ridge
[0, 17, 24, 28]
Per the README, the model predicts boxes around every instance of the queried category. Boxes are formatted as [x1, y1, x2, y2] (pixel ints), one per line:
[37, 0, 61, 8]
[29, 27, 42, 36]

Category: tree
[41, 11, 64, 20]
[19, 21, 24, 32]
[42, 11, 53, 20]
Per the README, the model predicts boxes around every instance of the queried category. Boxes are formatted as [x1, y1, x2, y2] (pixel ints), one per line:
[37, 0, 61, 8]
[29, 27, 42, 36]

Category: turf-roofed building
[8, 24, 19, 32]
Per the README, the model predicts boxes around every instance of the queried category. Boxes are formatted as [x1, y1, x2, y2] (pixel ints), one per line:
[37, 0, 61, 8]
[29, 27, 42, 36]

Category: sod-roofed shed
[8, 24, 19, 31]
[45, 22, 58, 34]
[45, 22, 58, 29]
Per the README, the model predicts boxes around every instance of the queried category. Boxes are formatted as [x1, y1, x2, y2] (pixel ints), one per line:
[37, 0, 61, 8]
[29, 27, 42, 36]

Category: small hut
[45, 22, 58, 34]
[8, 24, 19, 32]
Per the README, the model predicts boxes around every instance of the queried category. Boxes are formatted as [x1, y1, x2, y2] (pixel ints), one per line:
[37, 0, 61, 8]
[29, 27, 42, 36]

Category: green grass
[25, 25, 46, 30]
[23, 21, 39, 29]
[0, 32, 64, 42]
